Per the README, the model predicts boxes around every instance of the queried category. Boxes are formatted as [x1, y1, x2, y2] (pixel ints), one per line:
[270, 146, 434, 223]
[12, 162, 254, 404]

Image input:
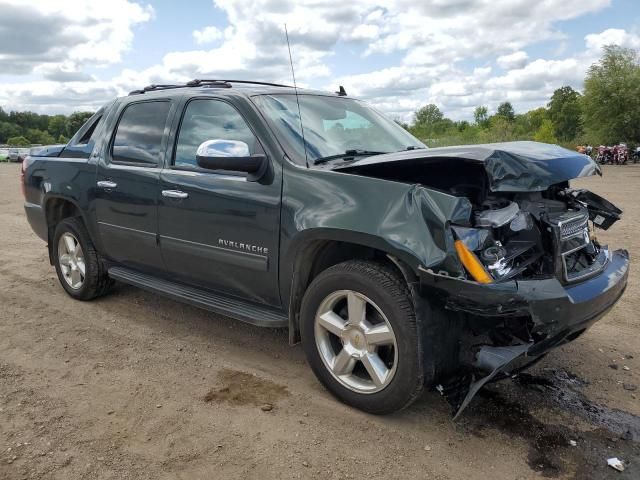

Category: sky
[1, 0, 639, 122]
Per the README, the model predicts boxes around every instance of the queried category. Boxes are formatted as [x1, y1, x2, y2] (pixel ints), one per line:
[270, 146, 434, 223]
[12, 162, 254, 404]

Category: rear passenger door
[158, 97, 282, 307]
[95, 99, 175, 273]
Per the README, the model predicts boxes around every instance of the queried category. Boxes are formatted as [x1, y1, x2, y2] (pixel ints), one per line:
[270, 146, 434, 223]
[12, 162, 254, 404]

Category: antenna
[285, 24, 309, 168]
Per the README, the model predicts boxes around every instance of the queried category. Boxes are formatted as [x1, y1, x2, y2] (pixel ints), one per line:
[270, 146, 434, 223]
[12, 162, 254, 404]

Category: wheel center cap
[343, 326, 367, 356]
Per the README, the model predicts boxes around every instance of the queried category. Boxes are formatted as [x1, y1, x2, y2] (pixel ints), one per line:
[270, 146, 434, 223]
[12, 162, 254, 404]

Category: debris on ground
[609, 363, 619, 370]
[569, 440, 577, 447]
[622, 383, 637, 391]
[607, 457, 625, 472]
[260, 403, 273, 412]
[622, 366, 630, 371]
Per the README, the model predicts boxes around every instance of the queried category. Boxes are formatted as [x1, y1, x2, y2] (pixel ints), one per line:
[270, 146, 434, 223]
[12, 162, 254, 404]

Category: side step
[108, 266, 288, 328]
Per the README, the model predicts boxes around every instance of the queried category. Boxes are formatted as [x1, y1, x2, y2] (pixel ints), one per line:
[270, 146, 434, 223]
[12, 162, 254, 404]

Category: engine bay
[451, 186, 621, 284]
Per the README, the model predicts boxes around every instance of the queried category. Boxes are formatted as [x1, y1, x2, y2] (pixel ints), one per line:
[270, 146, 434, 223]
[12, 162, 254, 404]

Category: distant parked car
[8, 148, 20, 162]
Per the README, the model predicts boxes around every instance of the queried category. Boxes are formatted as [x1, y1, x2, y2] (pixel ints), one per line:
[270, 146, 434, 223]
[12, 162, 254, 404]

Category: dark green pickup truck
[22, 80, 629, 417]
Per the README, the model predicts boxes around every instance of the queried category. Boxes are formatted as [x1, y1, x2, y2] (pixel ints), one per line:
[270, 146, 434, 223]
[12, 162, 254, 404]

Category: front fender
[279, 165, 472, 305]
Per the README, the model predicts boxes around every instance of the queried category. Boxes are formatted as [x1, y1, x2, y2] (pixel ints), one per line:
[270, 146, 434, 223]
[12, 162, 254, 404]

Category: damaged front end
[338, 142, 630, 418]
[427, 174, 628, 418]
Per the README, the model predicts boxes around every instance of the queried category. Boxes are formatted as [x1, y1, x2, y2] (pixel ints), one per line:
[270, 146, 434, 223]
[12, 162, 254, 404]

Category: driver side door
[158, 98, 282, 307]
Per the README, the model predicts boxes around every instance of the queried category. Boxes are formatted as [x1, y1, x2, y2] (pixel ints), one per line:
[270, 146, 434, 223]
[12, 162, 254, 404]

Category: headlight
[454, 239, 493, 283]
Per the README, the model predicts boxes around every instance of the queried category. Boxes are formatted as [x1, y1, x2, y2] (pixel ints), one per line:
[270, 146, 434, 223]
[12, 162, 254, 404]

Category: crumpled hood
[335, 141, 601, 192]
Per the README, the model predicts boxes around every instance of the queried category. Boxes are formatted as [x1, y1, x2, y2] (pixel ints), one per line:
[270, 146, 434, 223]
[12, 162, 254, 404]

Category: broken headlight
[453, 201, 541, 282]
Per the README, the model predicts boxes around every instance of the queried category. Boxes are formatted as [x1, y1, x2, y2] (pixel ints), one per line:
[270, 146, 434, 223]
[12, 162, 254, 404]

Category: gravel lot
[0, 162, 638, 479]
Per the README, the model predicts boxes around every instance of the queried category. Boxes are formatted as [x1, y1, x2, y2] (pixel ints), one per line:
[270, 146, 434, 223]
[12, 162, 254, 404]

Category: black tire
[300, 260, 423, 414]
[52, 217, 113, 300]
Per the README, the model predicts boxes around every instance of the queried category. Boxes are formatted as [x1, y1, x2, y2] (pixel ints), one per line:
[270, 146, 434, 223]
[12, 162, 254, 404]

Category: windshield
[252, 94, 425, 165]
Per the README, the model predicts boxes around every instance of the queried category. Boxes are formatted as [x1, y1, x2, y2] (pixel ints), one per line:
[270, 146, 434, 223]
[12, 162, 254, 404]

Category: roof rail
[189, 79, 293, 88]
[129, 79, 293, 95]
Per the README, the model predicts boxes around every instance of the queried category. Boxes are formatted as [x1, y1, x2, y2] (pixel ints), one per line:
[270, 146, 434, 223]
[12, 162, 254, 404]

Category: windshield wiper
[313, 149, 387, 165]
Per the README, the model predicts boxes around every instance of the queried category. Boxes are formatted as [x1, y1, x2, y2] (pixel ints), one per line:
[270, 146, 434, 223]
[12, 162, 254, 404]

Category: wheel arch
[283, 229, 421, 344]
[43, 195, 93, 265]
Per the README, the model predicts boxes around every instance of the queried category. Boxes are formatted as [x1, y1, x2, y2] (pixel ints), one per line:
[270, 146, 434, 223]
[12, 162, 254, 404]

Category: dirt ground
[0, 162, 638, 480]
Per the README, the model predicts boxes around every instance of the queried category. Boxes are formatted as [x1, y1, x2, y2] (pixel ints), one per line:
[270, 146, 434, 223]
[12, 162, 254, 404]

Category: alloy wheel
[314, 290, 398, 393]
[58, 232, 86, 289]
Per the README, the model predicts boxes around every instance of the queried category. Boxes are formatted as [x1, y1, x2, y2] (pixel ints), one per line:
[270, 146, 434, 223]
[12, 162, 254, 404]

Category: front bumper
[419, 247, 629, 418]
[420, 247, 629, 353]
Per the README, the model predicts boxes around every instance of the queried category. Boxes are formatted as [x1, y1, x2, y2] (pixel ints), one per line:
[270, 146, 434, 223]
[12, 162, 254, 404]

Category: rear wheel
[300, 260, 423, 414]
[53, 217, 113, 300]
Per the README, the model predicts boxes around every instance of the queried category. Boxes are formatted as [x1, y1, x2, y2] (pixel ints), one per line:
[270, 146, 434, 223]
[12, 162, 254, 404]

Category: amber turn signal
[454, 240, 493, 284]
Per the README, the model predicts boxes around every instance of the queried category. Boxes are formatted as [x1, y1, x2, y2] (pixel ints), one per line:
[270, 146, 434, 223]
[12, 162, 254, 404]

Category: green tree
[0, 121, 22, 143]
[547, 86, 582, 141]
[7, 136, 30, 146]
[527, 107, 549, 132]
[534, 119, 558, 144]
[48, 115, 67, 138]
[65, 111, 94, 137]
[483, 115, 515, 142]
[582, 45, 640, 144]
[57, 134, 70, 144]
[496, 101, 515, 122]
[473, 106, 489, 128]
[25, 128, 55, 145]
[414, 104, 443, 128]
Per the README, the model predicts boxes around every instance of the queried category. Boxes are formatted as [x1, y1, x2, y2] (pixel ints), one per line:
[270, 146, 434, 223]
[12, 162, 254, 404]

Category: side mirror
[196, 139, 267, 181]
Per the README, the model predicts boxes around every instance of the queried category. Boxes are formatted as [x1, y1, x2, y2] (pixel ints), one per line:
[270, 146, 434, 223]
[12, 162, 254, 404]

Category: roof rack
[129, 79, 293, 95]
[190, 79, 293, 88]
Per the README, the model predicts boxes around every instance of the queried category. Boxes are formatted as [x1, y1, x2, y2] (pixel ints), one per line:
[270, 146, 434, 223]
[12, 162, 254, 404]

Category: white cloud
[0, 0, 153, 75]
[496, 51, 529, 70]
[585, 28, 640, 53]
[1, 0, 635, 123]
[193, 26, 223, 45]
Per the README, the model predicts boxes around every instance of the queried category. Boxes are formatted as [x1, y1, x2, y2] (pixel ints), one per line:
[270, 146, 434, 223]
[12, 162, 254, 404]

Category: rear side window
[61, 111, 105, 159]
[77, 115, 102, 144]
[112, 101, 171, 166]
[174, 99, 261, 169]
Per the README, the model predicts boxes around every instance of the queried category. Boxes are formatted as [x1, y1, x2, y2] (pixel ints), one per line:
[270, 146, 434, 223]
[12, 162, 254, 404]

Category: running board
[108, 266, 288, 328]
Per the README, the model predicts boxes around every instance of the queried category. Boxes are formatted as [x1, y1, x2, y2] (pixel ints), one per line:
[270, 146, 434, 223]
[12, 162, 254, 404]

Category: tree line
[0, 109, 94, 146]
[404, 45, 640, 149]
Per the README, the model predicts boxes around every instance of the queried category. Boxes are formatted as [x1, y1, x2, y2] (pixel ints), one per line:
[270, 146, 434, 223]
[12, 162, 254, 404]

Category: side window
[61, 111, 104, 159]
[111, 101, 171, 166]
[174, 99, 260, 169]
[77, 115, 102, 144]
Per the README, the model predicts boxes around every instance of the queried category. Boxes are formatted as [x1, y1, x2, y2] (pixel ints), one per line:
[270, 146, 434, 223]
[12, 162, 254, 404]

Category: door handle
[97, 180, 117, 189]
[162, 190, 189, 199]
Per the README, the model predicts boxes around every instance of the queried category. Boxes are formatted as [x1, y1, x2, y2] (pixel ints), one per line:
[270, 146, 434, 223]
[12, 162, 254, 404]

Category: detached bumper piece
[421, 248, 629, 419]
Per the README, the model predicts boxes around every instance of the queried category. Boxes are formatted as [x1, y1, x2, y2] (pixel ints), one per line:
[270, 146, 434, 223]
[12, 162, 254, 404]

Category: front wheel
[300, 260, 423, 414]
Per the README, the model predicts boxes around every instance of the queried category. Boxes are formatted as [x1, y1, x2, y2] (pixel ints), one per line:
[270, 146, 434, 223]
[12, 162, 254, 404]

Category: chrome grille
[559, 212, 589, 239]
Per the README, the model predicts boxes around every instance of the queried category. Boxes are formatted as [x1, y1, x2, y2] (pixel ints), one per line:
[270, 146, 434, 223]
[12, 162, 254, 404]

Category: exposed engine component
[474, 201, 519, 228]
[452, 186, 619, 284]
